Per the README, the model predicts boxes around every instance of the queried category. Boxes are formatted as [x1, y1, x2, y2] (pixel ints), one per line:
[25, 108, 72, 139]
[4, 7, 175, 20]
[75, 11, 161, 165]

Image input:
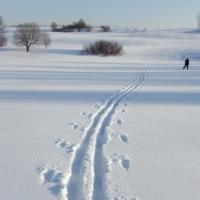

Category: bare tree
[75, 19, 86, 32]
[0, 15, 7, 47]
[0, 16, 4, 31]
[51, 22, 58, 31]
[197, 12, 200, 29]
[13, 23, 42, 52]
[0, 33, 7, 47]
[41, 32, 51, 49]
[100, 25, 110, 32]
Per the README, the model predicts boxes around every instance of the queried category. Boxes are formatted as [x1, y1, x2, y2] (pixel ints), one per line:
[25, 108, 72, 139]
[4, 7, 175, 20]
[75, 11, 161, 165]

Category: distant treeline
[51, 19, 110, 32]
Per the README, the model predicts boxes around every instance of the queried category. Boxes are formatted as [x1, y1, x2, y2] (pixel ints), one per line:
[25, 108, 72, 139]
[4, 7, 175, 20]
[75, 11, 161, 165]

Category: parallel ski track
[66, 71, 146, 200]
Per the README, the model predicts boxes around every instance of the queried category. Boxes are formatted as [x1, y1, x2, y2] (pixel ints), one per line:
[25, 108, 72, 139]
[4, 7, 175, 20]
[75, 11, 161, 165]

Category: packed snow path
[66, 71, 146, 200]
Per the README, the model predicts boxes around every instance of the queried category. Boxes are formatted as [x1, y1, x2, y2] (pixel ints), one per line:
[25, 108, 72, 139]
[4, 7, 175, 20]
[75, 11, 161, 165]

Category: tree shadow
[182, 30, 200, 34]
[47, 49, 81, 55]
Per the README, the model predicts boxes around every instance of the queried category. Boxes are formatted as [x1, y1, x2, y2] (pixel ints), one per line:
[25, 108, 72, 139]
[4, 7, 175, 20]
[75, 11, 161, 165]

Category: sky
[1, 0, 200, 28]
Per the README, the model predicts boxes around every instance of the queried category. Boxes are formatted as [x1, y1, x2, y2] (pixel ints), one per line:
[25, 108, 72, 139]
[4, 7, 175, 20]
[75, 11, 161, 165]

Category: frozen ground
[0, 27, 200, 200]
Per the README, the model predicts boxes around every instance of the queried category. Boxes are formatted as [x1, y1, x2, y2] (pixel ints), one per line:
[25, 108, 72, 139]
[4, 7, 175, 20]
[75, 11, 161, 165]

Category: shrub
[100, 25, 110, 32]
[83, 40, 124, 56]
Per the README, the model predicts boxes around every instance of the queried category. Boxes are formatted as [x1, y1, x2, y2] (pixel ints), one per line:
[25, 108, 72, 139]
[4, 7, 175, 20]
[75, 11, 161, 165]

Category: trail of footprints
[37, 71, 146, 200]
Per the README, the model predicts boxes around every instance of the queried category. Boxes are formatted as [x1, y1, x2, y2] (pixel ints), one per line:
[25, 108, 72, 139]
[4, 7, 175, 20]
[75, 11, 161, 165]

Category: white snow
[1, 27, 200, 200]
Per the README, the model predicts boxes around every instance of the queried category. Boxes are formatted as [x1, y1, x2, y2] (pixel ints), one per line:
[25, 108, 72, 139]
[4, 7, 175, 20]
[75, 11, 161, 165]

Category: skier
[183, 58, 189, 70]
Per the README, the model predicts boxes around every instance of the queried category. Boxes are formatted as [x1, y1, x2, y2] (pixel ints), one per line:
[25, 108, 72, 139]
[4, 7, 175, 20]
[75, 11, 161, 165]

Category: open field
[1, 27, 200, 200]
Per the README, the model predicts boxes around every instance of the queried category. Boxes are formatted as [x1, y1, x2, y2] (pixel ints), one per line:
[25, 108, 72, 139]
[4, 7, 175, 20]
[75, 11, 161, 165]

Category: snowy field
[1, 27, 200, 200]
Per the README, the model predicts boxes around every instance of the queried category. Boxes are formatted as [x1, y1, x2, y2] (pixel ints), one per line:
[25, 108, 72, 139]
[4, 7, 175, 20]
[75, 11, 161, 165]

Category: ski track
[65, 71, 146, 200]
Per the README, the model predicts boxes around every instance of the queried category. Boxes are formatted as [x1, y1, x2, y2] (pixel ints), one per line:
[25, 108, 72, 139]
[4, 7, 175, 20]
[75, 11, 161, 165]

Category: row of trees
[51, 19, 110, 32]
[51, 19, 92, 32]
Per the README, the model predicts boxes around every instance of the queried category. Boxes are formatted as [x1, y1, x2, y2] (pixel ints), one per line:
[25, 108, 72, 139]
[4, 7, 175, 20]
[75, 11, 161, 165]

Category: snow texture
[1, 27, 200, 200]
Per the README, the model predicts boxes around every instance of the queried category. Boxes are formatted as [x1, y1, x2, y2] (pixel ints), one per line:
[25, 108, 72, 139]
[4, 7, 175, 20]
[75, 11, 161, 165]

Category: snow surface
[1, 27, 200, 200]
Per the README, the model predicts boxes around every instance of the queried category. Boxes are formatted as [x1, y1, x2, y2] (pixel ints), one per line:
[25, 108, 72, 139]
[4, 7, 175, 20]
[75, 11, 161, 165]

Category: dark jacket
[185, 58, 189, 66]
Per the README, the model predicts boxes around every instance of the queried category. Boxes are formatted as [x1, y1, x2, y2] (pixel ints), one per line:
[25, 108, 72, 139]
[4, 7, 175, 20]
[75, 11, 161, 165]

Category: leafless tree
[75, 19, 86, 32]
[51, 22, 58, 31]
[13, 23, 42, 52]
[41, 32, 51, 49]
[0, 15, 7, 47]
[0, 16, 4, 31]
[100, 25, 110, 32]
[0, 33, 7, 47]
[197, 12, 200, 29]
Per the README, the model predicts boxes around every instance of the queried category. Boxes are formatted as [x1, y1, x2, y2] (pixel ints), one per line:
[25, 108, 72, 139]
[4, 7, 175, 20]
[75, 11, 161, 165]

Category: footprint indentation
[121, 158, 130, 173]
[43, 169, 55, 182]
[88, 113, 93, 118]
[55, 139, 68, 148]
[120, 135, 128, 143]
[117, 119, 122, 125]
[73, 125, 79, 129]
[59, 141, 67, 148]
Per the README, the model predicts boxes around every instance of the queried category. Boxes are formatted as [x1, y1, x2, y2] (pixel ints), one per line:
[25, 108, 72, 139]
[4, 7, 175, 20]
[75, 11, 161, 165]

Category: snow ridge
[66, 71, 146, 200]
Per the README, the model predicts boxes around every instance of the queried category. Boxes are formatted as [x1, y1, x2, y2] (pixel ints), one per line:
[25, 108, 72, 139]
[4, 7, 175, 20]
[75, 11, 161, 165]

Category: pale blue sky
[1, 0, 200, 28]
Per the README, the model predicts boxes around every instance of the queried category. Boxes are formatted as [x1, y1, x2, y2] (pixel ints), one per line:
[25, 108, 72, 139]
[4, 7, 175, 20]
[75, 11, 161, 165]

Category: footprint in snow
[124, 103, 128, 106]
[51, 172, 63, 184]
[88, 113, 93, 118]
[37, 167, 56, 184]
[121, 109, 126, 113]
[121, 158, 130, 173]
[43, 169, 56, 182]
[93, 104, 101, 109]
[55, 139, 76, 155]
[116, 119, 122, 125]
[37, 166, 65, 196]
[65, 144, 76, 154]
[80, 112, 86, 116]
[55, 139, 68, 148]
[112, 154, 130, 173]
[120, 135, 128, 144]
[73, 125, 79, 129]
